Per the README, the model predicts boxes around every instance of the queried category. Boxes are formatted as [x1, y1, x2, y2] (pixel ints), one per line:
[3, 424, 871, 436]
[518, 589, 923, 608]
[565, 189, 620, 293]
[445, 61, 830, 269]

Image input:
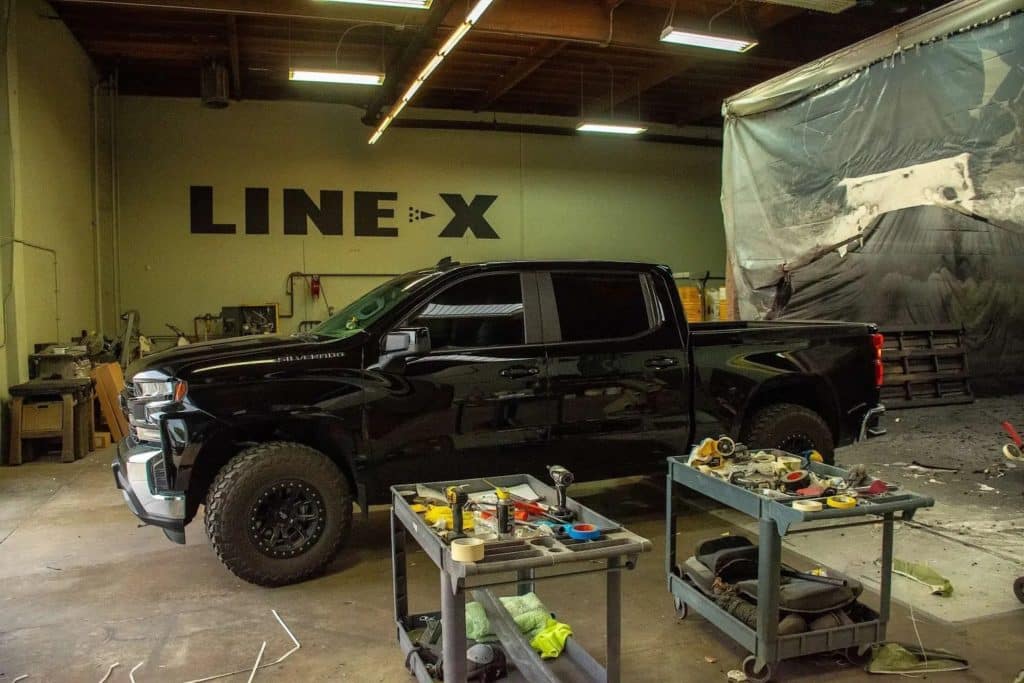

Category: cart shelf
[392, 473, 652, 683]
[666, 455, 934, 681]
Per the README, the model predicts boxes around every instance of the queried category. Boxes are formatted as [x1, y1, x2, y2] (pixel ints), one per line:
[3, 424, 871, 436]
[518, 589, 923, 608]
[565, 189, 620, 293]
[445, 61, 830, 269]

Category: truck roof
[424, 258, 667, 274]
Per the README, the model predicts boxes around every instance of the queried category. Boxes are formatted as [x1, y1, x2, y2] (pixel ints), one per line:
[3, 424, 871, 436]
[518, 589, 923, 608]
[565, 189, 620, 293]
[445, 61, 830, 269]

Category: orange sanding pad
[796, 485, 824, 497]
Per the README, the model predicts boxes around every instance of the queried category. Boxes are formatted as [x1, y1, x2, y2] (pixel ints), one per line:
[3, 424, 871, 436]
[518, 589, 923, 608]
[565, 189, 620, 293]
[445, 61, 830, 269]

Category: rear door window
[550, 272, 652, 342]
[410, 273, 525, 349]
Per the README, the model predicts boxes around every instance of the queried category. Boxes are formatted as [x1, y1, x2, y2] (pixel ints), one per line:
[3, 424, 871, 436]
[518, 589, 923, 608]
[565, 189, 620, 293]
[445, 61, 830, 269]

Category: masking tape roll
[1004, 443, 1023, 461]
[792, 500, 823, 512]
[826, 495, 857, 510]
[451, 537, 485, 562]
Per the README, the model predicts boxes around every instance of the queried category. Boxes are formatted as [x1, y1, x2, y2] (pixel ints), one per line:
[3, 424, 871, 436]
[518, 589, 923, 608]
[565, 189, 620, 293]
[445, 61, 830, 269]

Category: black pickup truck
[113, 260, 884, 585]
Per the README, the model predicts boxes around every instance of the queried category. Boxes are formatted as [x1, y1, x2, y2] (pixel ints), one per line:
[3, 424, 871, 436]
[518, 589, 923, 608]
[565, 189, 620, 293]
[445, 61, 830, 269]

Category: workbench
[8, 378, 95, 465]
[666, 454, 934, 681]
[391, 474, 652, 683]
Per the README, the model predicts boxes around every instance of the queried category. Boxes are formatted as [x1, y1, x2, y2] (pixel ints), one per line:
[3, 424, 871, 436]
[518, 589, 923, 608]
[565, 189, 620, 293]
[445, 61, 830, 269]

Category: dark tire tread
[204, 441, 352, 587]
[742, 403, 835, 463]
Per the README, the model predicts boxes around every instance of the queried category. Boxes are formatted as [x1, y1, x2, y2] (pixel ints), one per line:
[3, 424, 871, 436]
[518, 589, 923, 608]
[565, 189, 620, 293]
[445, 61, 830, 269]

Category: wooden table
[9, 378, 95, 465]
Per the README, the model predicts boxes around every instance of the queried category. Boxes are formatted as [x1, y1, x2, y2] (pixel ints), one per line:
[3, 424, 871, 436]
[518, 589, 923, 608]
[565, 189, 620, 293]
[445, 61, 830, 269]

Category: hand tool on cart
[445, 485, 469, 540]
[546, 465, 575, 521]
[781, 568, 849, 587]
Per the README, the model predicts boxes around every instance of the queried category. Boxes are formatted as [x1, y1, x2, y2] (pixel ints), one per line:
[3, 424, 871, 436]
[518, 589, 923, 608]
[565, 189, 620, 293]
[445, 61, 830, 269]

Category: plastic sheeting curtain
[721, 13, 1024, 393]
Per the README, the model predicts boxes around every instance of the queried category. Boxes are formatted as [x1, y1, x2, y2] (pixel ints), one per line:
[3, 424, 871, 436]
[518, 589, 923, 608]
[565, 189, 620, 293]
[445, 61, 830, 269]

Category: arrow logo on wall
[408, 206, 436, 223]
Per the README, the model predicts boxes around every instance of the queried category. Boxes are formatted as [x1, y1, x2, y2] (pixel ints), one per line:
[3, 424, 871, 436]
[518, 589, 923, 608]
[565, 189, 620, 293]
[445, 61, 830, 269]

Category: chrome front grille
[150, 455, 170, 492]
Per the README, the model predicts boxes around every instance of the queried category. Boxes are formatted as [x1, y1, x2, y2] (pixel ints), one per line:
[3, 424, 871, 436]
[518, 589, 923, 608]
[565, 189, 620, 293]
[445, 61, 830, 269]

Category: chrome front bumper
[112, 439, 186, 543]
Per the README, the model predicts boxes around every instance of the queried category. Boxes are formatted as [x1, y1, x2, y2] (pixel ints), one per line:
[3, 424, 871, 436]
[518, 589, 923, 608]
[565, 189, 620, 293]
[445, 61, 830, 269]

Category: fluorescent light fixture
[289, 69, 385, 85]
[437, 21, 472, 56]
[369, 0, 493, 144]
[322, 0, 432, 8]
[660, 26, 756, 52]
[465, 0, 494, 24]
[577, 122, 647, 135]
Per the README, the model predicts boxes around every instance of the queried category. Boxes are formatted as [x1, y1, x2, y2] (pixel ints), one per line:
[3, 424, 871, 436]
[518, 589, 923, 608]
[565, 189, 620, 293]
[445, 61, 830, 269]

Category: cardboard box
[92, 431, 112, 450]
[90, 363, 129, 441]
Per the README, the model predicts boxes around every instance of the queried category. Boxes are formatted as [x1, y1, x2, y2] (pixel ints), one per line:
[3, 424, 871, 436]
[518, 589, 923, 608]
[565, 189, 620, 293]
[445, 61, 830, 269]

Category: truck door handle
[644, 356, 678, 369]
[500, 366, 540, 379]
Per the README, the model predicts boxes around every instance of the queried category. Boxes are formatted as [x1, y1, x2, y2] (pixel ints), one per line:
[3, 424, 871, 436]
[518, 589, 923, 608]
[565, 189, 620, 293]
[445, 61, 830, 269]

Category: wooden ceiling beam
[474, 39, 567, 111]
[51, 0, 418, 23]
[362, 0, 455, 126]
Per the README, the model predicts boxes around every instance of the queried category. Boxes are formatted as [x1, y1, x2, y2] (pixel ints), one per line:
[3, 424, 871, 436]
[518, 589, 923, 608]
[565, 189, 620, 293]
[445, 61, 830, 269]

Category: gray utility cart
[391, 474, 652, 683]
[666, 455, 934, 682]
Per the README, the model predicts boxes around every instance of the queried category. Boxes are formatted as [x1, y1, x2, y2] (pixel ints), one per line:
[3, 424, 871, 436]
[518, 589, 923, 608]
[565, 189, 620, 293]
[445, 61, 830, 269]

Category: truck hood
[125, 333, 366, 380]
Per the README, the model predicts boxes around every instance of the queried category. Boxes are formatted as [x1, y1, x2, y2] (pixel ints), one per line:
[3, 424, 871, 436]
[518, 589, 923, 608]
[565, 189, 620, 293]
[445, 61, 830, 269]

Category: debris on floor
[907, 461, 959, 473]
[892, 559, 953, 597]
[183, 609, 300, 683]
[98, 662, 119, 683]
[867, 642, 968, 674]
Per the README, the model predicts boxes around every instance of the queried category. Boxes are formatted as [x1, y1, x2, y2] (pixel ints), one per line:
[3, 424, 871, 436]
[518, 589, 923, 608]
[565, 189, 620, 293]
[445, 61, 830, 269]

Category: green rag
[892, 558, 954, 597]
[465, 601, 494, 641]
[867, 642, 968, 674]
[464, 592, 569, 657]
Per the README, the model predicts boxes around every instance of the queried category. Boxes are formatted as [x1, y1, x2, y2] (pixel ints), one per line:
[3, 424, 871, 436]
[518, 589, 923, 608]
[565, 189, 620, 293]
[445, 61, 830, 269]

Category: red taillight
[871, 333, 885, 387]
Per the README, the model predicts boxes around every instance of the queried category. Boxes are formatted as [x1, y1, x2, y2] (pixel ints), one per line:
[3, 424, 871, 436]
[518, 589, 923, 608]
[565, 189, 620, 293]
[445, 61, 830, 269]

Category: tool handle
[781, 568, 848, 587]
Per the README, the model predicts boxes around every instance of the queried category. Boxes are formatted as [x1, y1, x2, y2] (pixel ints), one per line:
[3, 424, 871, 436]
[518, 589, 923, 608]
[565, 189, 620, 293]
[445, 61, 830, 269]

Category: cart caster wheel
[1014, 576, 1024, 604]
[742, 656, 773, 682]
[674, 597, 688, 620]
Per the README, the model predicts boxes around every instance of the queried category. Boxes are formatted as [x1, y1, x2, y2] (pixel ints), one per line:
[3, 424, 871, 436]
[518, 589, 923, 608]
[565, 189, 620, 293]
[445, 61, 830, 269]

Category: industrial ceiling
[51, 0, 946, 130]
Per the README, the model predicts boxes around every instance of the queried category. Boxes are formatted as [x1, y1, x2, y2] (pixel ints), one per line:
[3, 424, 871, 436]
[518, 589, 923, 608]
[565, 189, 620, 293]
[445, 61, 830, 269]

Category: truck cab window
[411, 273, 525, 349]
[551, 272, 651, 342]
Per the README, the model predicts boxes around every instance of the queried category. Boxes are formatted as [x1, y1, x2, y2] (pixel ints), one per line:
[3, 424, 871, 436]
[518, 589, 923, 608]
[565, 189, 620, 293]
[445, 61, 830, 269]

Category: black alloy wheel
[248, 479, 326, 559]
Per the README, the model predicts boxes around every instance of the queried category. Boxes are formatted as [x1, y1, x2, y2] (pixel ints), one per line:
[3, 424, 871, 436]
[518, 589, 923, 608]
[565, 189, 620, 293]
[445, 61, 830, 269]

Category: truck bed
[691, 319, 876, 343]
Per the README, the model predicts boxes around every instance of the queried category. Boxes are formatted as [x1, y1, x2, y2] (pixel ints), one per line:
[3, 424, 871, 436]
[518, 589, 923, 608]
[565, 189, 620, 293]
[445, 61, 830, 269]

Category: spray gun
[546, 465, 574, 521]
[445, 485, 469, 540]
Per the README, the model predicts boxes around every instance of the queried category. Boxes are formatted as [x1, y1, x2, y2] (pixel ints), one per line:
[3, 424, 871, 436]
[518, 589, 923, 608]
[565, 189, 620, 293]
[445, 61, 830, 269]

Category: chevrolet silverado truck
[113, 260, 885, 586]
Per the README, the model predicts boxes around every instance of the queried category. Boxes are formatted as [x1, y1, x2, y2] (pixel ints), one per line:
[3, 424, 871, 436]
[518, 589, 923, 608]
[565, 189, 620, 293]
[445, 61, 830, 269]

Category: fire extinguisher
[309, 275, 321, 301]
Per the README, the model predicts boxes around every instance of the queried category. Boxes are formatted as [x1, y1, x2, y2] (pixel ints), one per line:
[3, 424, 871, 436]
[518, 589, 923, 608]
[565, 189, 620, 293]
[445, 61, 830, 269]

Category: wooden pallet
[880, 326, 974, 408]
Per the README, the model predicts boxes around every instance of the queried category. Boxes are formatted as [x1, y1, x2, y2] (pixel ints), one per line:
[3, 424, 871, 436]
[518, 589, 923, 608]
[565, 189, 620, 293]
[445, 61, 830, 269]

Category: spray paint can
[495, 488, 513, 536]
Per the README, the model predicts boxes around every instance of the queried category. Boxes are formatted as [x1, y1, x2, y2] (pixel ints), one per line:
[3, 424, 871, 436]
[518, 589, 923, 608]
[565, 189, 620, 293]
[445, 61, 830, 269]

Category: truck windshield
[310, 271, 442, 339]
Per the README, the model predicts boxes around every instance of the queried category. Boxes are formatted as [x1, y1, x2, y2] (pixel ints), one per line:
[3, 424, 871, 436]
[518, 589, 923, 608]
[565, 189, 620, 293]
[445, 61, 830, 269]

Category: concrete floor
[2, 400, 1023, 682]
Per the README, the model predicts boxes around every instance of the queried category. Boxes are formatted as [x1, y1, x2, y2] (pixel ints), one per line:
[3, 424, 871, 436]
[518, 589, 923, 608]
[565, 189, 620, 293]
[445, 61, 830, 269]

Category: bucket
[678, 286, 702, 322]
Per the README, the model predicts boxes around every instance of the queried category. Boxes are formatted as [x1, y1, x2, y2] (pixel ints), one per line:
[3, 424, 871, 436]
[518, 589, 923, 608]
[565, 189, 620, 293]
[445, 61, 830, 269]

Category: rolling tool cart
[391, 473, 652, 683]
[666, 454, 934, 682]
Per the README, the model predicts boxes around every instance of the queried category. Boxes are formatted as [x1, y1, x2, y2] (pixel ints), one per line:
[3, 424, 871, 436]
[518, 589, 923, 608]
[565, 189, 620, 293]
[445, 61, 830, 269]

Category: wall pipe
[110, 69, 122, 326]
[280, 271, 398, 319]
[91, 79, 104, 334]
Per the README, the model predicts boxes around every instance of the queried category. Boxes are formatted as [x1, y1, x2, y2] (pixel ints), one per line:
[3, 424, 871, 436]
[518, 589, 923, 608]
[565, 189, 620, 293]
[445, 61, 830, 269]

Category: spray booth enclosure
[721, 5, 1024, 394]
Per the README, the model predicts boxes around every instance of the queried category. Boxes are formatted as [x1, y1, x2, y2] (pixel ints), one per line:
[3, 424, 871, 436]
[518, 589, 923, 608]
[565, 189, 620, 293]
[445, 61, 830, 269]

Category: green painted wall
[116, 97, 726, 336]
[1, 0, 97, 394]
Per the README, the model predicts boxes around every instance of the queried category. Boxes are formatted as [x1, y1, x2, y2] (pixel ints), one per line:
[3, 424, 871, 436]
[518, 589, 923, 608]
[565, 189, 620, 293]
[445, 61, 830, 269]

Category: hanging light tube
[660, 26, 757, 52]
[289, 69, 385, 85]
[322, 0, 432, 8]
[576, 122, 648, 135]
[369, 0, 495, 144]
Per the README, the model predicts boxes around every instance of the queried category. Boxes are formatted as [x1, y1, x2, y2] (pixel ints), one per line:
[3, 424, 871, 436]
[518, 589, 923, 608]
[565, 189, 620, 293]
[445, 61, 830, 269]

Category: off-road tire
[742, 403, 835, 463]
[205, 441, 352, 586]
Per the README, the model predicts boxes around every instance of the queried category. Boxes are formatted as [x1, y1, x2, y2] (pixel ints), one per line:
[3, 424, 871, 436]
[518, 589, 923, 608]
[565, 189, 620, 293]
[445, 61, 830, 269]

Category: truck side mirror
[380, 327, 431, 372]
